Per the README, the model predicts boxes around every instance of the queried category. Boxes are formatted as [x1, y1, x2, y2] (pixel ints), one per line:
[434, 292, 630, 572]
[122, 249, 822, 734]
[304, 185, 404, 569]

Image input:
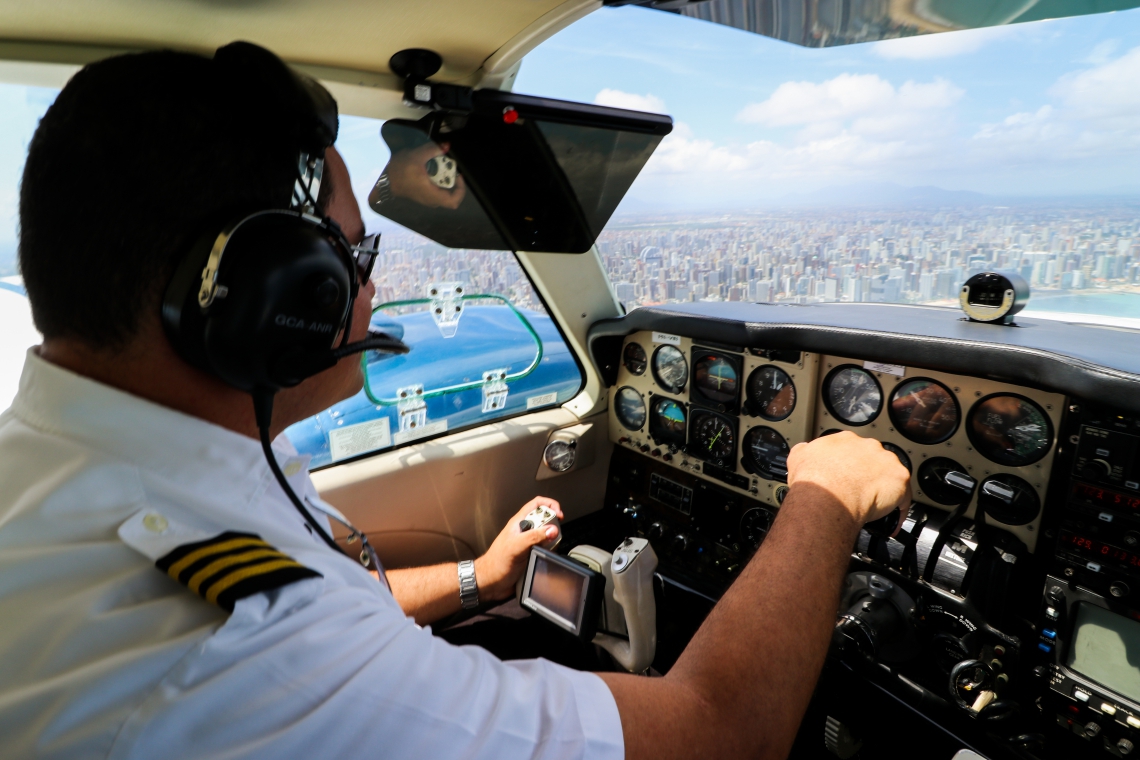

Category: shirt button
[142, 513, 169, 534]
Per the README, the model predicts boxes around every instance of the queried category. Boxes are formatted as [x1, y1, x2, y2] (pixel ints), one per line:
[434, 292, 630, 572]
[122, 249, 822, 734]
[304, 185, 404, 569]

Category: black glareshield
[372, 89, 672, 253]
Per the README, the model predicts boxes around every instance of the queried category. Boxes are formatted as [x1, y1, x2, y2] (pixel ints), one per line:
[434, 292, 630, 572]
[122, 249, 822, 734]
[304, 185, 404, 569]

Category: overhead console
[582, 299, 1140, 759]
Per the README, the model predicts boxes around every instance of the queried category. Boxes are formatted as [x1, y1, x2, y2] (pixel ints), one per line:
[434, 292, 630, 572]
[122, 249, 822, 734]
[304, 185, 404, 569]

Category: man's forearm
[387, 563, 464, 625]
[601, 482, 863, 760]
[388, 556, 506, 626]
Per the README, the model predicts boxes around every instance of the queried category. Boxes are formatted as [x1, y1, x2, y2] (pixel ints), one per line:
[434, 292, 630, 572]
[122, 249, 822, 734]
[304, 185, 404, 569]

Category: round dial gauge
[747, 366, 796, 421]
[652, 345, 688, 394]
[917, 457, 969, 505]
[689, 410, 736, 466]
[881, 442, 912, 472]
[967, 394, 1052, 467]
[543, 440, 577, 473]
[824, 366, 882, 426]
[615, 387, 646, 431]
[978, 474, 1041, 526]
[889, 378, 960, 445]
[693, 353, 739, 405]
[740, 507, 773, 548]
[650, 397, 687, 445]
[622, 342, 647, 376]
[742, 426, 790, 481]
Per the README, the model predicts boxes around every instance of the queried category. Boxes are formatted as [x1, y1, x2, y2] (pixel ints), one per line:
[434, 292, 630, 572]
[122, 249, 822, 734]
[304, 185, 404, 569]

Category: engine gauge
[823, 366, 882, 426]
[746, 366, 796, 421]
[740, 507, 773, 548]
[622, 342, 647, 376]
[741, 426, 790, 482]
[543, 439, 577, 472]
[889, 378, 960, 445]
[691, 350, 741, 412]
[978, 474, 1041, 526]
[688, 409, 736, 467]
[967, 394, 1052, 467]
[614, 387, 646, 431]
[881, 442, 912, 472]
[652, 345, 688, 394]
[649, 397, 687, 446]
[917, 457, 969, 505]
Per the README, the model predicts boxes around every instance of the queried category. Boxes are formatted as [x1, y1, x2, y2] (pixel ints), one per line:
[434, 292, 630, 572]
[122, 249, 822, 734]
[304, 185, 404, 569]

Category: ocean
[1024, 291, 1140, 319]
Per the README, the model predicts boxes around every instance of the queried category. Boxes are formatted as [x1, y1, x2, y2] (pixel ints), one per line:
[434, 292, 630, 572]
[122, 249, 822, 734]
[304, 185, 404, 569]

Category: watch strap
[457, 559, 479, 610]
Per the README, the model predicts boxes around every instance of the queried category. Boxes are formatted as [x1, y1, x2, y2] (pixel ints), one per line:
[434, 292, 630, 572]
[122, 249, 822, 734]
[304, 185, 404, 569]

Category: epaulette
[155, 531, 322, 612]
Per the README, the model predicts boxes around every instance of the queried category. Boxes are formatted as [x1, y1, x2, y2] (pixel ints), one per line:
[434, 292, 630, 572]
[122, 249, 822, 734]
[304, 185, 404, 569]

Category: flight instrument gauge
[688, 409, 736, 468]
[889, 378, 960, 445]
[881, 442, 912, 472]
[649, 397, 687, 446]
[917, 457, 969, 505]
[967, 394, 1052, 467]
[691, 350, 742, 412]
[652, 345, 688, 394]
[614, 387, 647, 431]
[823, 365, 882, 426]
[740, 507, 773, 548]
[741, 426, 790, 481]
[977, 474, 1041, 525]
[746, 366, 796, 421]
[622, 342, 647, 376]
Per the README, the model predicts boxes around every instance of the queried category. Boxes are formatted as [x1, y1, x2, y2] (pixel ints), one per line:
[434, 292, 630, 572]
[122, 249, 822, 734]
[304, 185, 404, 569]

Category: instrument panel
[608, 333, 1065, 552]
[608, 330, 819, 510]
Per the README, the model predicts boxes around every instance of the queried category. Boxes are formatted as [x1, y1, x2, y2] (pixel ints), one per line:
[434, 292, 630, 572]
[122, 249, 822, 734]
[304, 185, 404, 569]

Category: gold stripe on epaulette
[204, 559, 306, 605]
[155, 531, 321, 612]
[166, 537, 270, 579]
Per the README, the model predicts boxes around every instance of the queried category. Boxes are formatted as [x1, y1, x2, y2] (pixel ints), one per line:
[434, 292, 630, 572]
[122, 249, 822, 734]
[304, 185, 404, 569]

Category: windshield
[518, 6, 1140, 321]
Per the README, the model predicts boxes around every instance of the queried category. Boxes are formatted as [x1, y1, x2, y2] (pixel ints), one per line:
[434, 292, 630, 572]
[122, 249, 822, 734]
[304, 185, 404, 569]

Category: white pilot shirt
[0, 349, 624, 760]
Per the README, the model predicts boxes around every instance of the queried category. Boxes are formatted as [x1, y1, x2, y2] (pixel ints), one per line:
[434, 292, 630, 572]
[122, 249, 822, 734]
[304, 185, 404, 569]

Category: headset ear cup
[162, 229, 222, 374]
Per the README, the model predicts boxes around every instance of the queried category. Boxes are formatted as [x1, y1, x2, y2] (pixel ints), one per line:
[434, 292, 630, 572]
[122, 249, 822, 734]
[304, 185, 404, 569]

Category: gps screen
[1067, 603, 1140, 703]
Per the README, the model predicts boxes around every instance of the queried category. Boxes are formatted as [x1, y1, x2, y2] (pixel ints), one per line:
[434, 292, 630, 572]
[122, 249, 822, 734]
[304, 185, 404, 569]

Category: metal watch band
[372, 173, 392, 205]
[457, 559, 479, 610]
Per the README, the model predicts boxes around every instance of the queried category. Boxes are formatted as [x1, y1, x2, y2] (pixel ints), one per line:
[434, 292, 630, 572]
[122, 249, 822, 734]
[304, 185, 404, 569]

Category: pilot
[0, 43, 910, 759]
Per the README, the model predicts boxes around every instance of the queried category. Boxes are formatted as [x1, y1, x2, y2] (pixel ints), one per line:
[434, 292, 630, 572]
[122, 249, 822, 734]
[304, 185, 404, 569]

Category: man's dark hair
[19, 48, 319, 350]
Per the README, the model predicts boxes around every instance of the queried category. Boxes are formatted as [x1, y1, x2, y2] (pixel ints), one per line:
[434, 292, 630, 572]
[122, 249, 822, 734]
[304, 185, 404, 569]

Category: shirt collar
[9, 348, 292, 501]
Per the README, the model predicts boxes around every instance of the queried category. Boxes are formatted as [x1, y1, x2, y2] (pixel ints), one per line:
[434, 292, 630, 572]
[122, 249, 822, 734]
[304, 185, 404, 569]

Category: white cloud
[593, 89, 666, 114]
[736, 74, 963, 142]
[870, 25, 1014, 60]
[1083, 39, 1119, 65]
[1051, 46, 1140, 128]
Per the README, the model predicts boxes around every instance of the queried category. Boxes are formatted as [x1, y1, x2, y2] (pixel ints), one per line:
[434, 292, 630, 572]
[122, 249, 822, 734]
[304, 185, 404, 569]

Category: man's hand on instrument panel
[474, 497, 563, 602]
[786, 431, 911, 532]
[383, 142, 467, 209]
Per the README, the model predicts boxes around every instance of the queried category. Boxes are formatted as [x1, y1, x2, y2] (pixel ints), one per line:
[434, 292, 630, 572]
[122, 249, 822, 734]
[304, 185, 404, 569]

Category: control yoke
[569, 539, 658, 673]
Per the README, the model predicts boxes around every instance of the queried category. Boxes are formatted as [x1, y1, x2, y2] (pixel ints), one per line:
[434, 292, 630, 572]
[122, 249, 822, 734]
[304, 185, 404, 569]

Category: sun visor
[369, 90, 672, 253]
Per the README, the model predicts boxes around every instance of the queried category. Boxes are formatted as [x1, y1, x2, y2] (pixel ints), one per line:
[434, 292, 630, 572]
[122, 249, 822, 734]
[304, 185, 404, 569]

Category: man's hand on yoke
[475, 497, 562, 602]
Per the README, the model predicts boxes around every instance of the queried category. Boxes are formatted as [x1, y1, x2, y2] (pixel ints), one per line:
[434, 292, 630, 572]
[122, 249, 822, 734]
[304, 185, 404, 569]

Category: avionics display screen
[522, 551, 590, 634]
[1066, 603, 1140, 703]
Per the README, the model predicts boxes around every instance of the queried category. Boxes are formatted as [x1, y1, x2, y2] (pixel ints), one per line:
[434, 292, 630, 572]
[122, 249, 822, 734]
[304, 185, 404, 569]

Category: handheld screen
[1066, 602, 1140, 703]
[520, 547, 602, 640]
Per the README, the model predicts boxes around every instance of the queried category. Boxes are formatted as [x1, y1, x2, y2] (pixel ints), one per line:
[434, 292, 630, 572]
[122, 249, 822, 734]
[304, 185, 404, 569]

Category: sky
[3, 4, 1140, 264]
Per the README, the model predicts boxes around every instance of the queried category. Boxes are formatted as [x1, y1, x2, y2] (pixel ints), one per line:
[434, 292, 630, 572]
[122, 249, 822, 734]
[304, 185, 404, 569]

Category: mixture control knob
[1118, 739, 1134, 755]
[671, 533, 690, 553]
[651, 449, 661, 458]
[1084, 722, 1101, 739]
[639, 444, 651, 453]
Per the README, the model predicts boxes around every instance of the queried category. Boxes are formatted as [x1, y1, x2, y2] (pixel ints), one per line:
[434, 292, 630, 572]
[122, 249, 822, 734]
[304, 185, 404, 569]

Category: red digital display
[1072, 482, 1140, 512]
[1059, 530, 1140, 568]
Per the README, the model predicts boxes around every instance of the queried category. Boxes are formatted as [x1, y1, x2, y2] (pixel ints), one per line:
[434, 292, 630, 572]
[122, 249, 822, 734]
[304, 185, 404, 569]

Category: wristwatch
[457, 559, 479, 610]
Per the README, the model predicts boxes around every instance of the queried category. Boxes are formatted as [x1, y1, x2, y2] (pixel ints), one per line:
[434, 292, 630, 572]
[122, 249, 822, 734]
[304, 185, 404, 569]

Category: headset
[162, 41, 408, 561]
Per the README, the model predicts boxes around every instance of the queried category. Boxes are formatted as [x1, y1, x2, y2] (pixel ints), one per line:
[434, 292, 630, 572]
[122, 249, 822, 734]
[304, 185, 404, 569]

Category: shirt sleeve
[107, 573, 625, 760]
